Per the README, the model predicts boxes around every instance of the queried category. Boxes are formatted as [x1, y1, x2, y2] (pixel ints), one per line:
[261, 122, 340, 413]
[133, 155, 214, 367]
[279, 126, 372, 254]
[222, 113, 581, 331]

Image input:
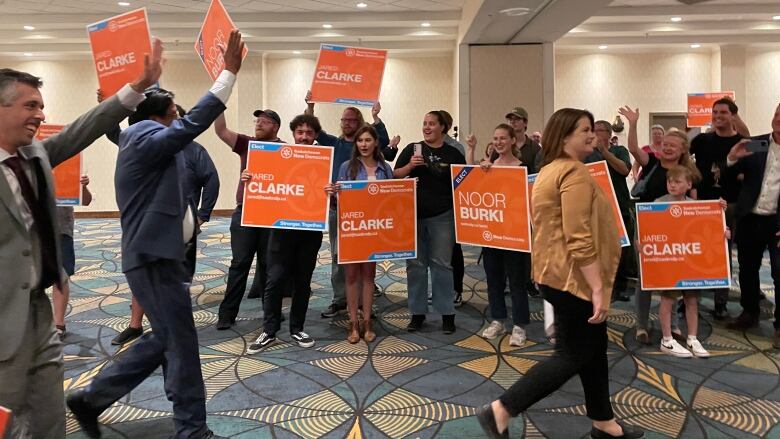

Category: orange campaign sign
[586, 161, 630, 247]
[337, 179, 417, 264]
[0, 406, 10, 439]
[687, 91, 736, 127]
[451, 165, 531, 252]
[87, 8, 152, 97]
[241, 142, 333, 231]
[37, 124, 82, 206]
[195, 0, 249, 80]
[636, 200, 730, 290]
[310, 44, 387, 106]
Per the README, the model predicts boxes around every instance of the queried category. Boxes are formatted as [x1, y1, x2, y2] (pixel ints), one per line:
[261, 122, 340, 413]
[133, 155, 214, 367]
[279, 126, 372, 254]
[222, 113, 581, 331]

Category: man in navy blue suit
[725, 104, 780, 349]
[66, 30, 245, 439]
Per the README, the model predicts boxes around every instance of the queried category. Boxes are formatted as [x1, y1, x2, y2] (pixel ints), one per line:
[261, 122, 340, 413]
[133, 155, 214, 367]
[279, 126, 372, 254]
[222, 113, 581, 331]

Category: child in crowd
[653, 165, 728, 358]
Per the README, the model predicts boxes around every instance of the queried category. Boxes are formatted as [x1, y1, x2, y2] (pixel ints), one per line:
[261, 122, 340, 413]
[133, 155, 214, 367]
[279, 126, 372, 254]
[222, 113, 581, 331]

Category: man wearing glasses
[304, 91, 399, 318]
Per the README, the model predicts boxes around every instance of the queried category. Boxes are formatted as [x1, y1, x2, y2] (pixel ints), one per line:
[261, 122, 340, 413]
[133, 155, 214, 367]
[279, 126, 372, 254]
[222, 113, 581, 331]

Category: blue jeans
[407, 211, 455, 315]
[482, 247, 530, 326]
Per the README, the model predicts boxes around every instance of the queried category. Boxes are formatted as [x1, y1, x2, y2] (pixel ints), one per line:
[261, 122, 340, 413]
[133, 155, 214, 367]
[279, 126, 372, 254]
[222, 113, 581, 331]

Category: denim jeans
[407, 211, 456, 315]
[482, 247, 530, 326]
[328, 207, 346, 306]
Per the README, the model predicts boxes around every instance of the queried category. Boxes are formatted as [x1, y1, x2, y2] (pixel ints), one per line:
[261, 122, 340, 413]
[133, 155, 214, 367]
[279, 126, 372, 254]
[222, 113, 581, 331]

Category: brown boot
[364, 319, 376, 342]
[347, 320, 360, 344]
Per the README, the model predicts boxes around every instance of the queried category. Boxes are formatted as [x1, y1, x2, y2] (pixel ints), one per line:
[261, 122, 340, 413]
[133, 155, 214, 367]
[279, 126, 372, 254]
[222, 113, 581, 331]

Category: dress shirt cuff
[116, 84, 146, 111]
[209, 70, 237, 105]
[726, 157, 737, 167]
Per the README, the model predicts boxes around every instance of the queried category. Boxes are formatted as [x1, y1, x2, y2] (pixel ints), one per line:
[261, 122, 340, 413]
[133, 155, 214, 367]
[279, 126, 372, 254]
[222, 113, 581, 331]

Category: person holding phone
[723, 104, 780, 348]
[393, 111, 466, 334]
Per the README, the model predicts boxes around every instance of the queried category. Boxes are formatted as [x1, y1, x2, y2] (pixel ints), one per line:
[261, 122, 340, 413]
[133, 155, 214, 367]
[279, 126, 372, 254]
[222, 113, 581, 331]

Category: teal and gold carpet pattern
[61, 218, 780, 438]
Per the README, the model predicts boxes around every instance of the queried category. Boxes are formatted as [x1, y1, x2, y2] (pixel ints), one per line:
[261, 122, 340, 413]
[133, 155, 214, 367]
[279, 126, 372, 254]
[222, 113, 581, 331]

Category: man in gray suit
[0, 41, 163, 438]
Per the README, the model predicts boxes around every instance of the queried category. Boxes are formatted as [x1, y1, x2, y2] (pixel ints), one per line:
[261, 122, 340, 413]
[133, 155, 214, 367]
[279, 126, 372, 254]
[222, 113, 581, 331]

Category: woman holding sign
[326, 126, 394, 343]
[394, 111, 466, 334]
[619, 106, 701, 345]
[466, 124, 531, 346]
[477, 109, 643, 439]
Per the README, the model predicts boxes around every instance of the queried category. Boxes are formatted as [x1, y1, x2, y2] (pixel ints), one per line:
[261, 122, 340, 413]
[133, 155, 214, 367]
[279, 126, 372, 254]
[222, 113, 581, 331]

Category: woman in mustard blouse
[476, 108, 644, 439]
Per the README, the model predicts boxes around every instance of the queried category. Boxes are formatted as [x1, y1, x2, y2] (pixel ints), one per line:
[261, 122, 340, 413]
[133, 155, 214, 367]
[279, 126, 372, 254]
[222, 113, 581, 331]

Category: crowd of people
[1, 30, 779, 439]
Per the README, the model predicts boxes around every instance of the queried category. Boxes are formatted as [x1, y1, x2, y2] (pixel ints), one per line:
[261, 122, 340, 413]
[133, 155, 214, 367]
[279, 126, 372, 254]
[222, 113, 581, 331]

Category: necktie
[4, 156, 60, 288]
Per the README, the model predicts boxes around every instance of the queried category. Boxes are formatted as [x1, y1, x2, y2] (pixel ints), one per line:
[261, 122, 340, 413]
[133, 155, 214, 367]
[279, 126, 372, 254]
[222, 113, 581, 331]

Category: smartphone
[745, 139, 769, 153]
[413, 143, 422, 157]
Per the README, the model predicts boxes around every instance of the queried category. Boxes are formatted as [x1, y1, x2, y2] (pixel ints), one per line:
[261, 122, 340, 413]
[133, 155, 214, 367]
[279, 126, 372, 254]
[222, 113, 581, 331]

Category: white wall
[4, 53, 452, 212]
[745, 48, 780, 135]
[554, 51, 713, 147]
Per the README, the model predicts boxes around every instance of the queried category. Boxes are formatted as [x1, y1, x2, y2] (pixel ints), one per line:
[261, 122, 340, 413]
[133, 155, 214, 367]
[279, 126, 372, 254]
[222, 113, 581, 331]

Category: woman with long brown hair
[325, 125, 394, 343]
[476, 108, 644, 439]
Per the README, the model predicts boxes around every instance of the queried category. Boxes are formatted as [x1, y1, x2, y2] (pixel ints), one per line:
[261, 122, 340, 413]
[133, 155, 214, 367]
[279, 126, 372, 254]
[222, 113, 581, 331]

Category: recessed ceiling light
[322, 23, 333, 29]
[670, 16, 682, 22]
[23, 53, 32, 57]
[23, 25, 35, 31]
[499, 7, 531, 16]
[118, 2, 130, 6]
[356, 2, 367, 8]
[293, 50, 301, 54]
[598, 45, 608, 50]
[690, 43, 701, 48]
[773, 15, 780, 20]
[421, 22, 431, 27]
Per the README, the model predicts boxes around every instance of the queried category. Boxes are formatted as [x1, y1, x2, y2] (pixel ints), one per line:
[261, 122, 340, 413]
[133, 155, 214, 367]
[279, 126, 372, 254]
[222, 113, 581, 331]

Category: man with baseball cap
[502, 106, 543, 174]
[213, 108, 285, 330]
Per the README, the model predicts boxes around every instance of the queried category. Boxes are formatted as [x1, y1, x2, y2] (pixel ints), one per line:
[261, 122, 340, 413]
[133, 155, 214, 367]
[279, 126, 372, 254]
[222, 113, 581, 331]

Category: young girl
[326, 125, 394, 343]
[653, 165, 728, 358]
[467, 124, 530, 346]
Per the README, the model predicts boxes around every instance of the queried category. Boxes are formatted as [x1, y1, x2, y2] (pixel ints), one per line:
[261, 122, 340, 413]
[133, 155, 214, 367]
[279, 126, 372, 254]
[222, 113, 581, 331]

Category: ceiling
[557, 0, 780, 52]
[0, 0, 778, 60]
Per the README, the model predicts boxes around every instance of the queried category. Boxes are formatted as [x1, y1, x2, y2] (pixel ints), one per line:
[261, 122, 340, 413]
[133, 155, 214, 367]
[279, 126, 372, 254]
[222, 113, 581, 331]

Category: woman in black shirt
[394, 111, 466, 333]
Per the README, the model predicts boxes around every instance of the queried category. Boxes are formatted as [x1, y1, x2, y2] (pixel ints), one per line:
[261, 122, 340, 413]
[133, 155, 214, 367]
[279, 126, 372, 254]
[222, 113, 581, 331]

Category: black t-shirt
[690, 131, 743, 202]
[637, 155, 670, 203]
[395, 141, 466, 218]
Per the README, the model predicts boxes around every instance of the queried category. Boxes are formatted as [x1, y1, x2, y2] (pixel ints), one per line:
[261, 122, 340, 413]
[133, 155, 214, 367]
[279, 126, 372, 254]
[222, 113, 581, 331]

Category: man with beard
[304, 91, 399, 318]
[214, 107, 286, 330]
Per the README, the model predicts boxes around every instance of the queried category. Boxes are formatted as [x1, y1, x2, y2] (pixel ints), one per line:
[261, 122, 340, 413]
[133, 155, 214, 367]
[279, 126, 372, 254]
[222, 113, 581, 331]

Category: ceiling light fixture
[293, 50, 301, 54]
[23, 53, 32, 57]
[118, 2, 130, 6]
[690, 43, 701, 48]
[356, 2, 367, 8]
[23, 25, 35, 31]
[322, 23, 333, 29]
[670, 16, 682, 22]
[598, 45, 608, 50]
[773, 15, 780, 20]
[421, 22, 431, 27]
[499, 7, 531, 16]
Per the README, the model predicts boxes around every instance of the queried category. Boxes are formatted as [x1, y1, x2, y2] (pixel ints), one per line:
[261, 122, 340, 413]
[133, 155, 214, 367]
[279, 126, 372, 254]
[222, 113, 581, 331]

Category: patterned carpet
[60, 218, 780, 439]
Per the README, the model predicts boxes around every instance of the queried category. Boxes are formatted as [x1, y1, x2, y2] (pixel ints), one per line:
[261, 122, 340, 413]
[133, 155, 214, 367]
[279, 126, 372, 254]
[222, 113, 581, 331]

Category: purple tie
[4, 156, 60, 288]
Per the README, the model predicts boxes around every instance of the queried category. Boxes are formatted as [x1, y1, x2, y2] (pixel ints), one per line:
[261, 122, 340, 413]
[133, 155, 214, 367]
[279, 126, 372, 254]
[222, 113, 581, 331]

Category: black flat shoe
[216, 316, 235, 330]
[406, 314, 425, 332]
[475, 404, 508, 439]
[590, 421, 645, 439]
[66, 390, 102, 438]
[110, 326, 143, 345]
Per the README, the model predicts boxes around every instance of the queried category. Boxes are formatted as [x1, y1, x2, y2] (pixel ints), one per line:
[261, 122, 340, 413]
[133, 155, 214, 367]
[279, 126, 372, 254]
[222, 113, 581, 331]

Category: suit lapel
[0, 169, 26, 229]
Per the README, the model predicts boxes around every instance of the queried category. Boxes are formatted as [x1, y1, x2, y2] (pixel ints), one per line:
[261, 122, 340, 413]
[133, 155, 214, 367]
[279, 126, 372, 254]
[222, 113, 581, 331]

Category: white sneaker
[509, 326, 527, 347]
[660, 338, 693, 358]
[481, 320, 505, 339]
[687, 338, 710, 358]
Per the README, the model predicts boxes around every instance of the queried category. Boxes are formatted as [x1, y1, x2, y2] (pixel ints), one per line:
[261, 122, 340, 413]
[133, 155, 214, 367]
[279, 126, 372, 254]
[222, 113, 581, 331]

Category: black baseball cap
[253, 109, 281, 126]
